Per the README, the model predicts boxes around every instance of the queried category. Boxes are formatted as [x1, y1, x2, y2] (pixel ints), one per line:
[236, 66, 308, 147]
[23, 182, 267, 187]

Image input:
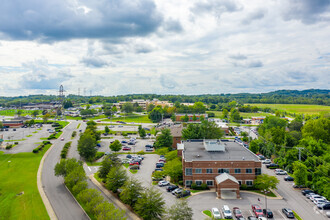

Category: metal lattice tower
[55, 85, 66, 120]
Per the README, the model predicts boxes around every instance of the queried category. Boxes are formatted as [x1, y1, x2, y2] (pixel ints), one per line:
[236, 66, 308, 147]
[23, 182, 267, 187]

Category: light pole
[262, 189, 270, 220]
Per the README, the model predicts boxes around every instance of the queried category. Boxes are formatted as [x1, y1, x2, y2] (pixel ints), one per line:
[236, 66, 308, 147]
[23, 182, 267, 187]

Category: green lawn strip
[26, 135, 33, 137]
[152, 181, 158, 185]
[102, 114, 152, 123]
[4, 139, 26, 142]
[100, 137, 113, 139]
[97, 123, 140, 126]
[65, 115, 106, 121]
[292, 210, 303, 220]
[86, 161, 102, 166]
[129, 170, 138, 174]
[123, 164, 129, 168]
[77, 123, 81, 129]
[0, 145, 52, 219]
[203, 210, 212, 217]
[33, 131, 38, 133]
[245, 103, 330, 115]
[248, 189, 276, 197]
[0, 109, 34, 116]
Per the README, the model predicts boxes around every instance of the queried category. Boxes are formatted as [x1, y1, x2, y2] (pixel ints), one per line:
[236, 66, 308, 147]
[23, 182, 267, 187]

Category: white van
[222, 205, 233, 219]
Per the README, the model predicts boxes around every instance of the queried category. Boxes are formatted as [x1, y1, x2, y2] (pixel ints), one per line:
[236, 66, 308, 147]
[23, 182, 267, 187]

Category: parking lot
[0, 125, 53, 153]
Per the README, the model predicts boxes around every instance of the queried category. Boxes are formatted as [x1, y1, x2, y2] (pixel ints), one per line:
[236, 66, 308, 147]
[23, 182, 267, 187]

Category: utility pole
[296, 147, 304, 161]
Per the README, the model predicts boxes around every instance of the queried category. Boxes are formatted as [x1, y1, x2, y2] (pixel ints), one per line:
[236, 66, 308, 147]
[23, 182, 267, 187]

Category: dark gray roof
[183, 140, 259, 162]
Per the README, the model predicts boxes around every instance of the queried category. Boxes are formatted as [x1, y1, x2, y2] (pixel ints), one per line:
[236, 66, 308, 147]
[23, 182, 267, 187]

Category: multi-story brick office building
[181, 139, 261, 199]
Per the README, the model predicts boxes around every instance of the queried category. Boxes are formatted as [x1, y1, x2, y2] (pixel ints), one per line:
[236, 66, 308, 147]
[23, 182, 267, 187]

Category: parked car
[266, 163, 279, 168]
[284, 176, 294, 181]
[212, 208, 222, 219]
[122, 146, 131, 151]
[222, 205, 233, 219]
[145, 148, 153, 152]
[314, 199, 328, 206]
[13, 128, 16, 131]
[301, 189, 314, 196]
[257, 217, 267, 220]
[158, 181, 170, 187]
[61, 137, 64, 141]
[129, 161, 139, 166]
[252, 205, 263, 217]
[129, 165, 139, 170]
[292, 184, 305, 188]
[282, 208, 294, 218]
[262, 159, 271, 164]
[126, 154, 132, 159]
[258, 155, 266, 160]
[262, 209, 273, 218]
[176, 190, 191, 198]
[154, 168, 163, 172]
[275, 169, 287, 175]
[145, 144, 153, 148]
[321, 203, 330, 210]
[172, 188, 183, 195]
[310, 194, 322, 201]
[96, 143, 101, 147]
[247, 217, 258, 220]
[166, 185, 178, 192]
[233, 207, 243, 219]
[156, 163, 164, 168]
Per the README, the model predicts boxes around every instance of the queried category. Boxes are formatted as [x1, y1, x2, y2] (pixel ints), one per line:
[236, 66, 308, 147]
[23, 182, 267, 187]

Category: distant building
[182, 139, 261, 199]
[175, 113, 208, 122]
[208, 118, 229, 135]
[169, 125, 184, 149]
[251, 117, 266, 125]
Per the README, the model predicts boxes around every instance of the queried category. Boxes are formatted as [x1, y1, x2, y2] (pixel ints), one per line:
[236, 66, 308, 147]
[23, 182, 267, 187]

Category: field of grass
[0, 146, 51, 219]
[65, 115, 106, 120]
[0, 109, 34, 116]
[207, 111, 272, 119]
[246, 104, 330, 115]
[102, 114, 152, 123]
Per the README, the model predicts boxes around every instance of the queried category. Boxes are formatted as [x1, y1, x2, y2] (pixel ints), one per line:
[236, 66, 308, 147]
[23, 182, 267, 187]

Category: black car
[282, 208, 294, 218]
[126, 154, 132, 159]
[266, 163, 279, 168]
[166, 185, 179, 192]
[176, 190, 191, 198]
[322, 203, 330, 210]
[301, 189, 314, 196]
[145, 144, 153, 148]
[247, 217, 258, 220]
[284, 176, 294, 181]
[263, 209, 273, 218]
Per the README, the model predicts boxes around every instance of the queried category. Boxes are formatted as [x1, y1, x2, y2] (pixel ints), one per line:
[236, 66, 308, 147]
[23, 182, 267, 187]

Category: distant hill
[0, 89, 329, 107]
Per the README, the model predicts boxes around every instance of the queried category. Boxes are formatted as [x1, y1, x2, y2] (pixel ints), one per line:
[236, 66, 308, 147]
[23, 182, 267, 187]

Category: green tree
[111, 106, 118, 113]
[109, 140, 122, 152]
[104, 126, 110, 134]
[106, 166, 128, 193]
[43, 113, 50, 123]
[230, 108, 241, 122]
[98, 154, 121, 180]
[77, 189, 103, 214]
[78, 132, 97, 162]
[222, 109, 229, 119]
[302, 117, 330, 144]
[72, 181, 88, 196]
[63, 100, 73, 109]
[254, 174, 279, 191]
[275, 110, 281, 117]
[64, 165, 87, 190]
[182, 121, 223, 140]
[163, 158, 182, 183]
[94, 202, 126, 220]
[154, 128, 173, 149]
[32, 110, 39, 118]
[192, 102, 206, 113]
[249, 139, 262, 154]
[135, 187, 165, 220]
[293, 161, 308, 186]
[180, 114, 189, 122]
[119, 178, 144, 207]
[228, 101, 237, 109]
[165, 150, 178, 161]
[167, 200, 193, 220]
[147, 104, 156, 112]
[149, 106, 163, 123]
[121, 103, 134, 114]
[0, 121, 3, 128]
[17, 109, 22, 116]
[54, 158, 84, 177]
[138, 127, 146, 139]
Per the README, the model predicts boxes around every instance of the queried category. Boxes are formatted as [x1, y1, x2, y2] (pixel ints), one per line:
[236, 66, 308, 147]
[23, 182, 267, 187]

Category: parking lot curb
[89, 174, 141, 220]
[191, 188, 216, 196]
[240, 190, 283, 200]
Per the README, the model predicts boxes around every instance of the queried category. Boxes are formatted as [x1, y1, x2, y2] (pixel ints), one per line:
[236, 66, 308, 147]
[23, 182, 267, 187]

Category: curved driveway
[41, 121, 89, 220]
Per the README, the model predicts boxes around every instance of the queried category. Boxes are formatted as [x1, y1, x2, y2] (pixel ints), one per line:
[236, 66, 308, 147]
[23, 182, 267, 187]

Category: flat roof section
[183, 140, 259, 162]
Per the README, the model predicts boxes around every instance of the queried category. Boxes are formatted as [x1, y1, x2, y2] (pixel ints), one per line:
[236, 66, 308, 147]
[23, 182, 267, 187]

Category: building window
[195, 180, 203, 186]
[186, 180, 193, 186]
[218, 168, 229, 174]
[235, 169, 241, 174]
[185, 168, 192, 176]
[246, 168, 252, 174]
[206, 168, 213, 174]
[238, 181, 242, 186]
[246, 181, 253, 186]
[195, 168, 202, 174]
[255, 168, 261, 176]
[206, 180, 214, 186]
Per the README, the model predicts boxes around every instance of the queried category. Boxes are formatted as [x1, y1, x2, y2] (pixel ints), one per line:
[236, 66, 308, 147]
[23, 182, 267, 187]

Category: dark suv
[166, 185, 178, 192]
[263, 209, 273, 218]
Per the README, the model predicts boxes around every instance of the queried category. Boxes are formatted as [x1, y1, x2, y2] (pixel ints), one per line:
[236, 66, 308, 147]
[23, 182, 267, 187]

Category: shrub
[72, 131, 77, 138]
[6, 145, 13, 150]
[191, 183, 209, 190]
[240, 184, 248, 190]
[14, 142, 18, 145]
[201, 183, 209, 190]
[33, 149, 39, 153]
[61, 142, 72, 159]
[130, 165, 140, 170]
[191, 183, 197, 189]
[43, 141, 51, 145]
[33, 144, 45, 153]
[137, 151, 145, 155]
[122, 133, 128, 137]
[178, 180, 183, 186]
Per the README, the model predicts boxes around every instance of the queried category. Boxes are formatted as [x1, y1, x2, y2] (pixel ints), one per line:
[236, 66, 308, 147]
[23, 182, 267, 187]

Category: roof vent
[204, 140, 225, 152]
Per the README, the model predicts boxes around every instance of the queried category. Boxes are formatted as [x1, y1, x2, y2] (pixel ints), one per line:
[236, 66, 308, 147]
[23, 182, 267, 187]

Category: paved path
[41, 121, 89, 220]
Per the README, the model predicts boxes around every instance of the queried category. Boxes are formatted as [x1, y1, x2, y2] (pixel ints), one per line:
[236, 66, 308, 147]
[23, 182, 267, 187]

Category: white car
[211, 208, 222, 219]
[306, 193, 316, 199]
[258, 217, 267, 220]
[275, 169, 287, 175]
[310, 194, 321, 201]
[262, 159, 271, 164]
[158, 181, 170, 187]
[314, 199, 328, 206]
[312, 196, 326, 203]
[222, 205, 233, 219]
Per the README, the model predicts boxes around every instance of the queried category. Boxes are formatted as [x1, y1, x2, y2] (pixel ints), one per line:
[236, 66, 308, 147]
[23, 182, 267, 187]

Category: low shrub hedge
[72, 131, 77, 138]
[94, 152, 105, 161]
[60, 142, 72, 159]
[6, 145, 13, 150]
[33, 144, 45, 153]
[191, 183, 209, 190]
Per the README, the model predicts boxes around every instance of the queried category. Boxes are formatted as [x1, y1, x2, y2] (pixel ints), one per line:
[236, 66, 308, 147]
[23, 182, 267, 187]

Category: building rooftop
[215, 173, 239, 184]
[183, 140, 259, 162]
[170, 125, 183, 137]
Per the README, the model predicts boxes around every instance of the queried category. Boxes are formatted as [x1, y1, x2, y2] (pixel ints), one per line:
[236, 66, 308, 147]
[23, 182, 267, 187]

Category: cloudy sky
[0, 0, 329, 96]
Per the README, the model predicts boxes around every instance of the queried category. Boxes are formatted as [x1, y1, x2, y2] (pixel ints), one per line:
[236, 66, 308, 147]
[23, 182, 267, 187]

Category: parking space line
[249, 210, 254, 216]
[278, 210, 287, 219]
[87, 166, 91, 171]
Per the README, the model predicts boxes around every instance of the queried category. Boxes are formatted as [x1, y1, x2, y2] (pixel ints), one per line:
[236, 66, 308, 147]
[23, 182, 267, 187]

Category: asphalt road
[41, 121, 89, 220]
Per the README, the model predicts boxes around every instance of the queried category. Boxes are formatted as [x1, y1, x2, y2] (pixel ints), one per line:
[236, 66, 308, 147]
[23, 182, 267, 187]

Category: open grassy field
[246, 104, 330, 115]
[102, 114, 152, 123]
[0, 109, 34, 116]
[0, 146, 51, 219]
[207, 111, 272, 119]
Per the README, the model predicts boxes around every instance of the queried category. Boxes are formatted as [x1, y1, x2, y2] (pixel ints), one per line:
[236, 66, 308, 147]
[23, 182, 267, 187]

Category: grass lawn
[4, 139, 26, 142]
[129, 169, 138, 174]
[0, 109, 34, 116]
[293, 210, 303, 220]
[26, 135, 32, 137]
[65, 115, 106, 121]
[77, 123, 81, 129]
[0, 145, 52, 219]
[207, 110, 272, 119]
[123, 164, 129, 168]
[203, 210, 212, 217]
[246, 103, 330, 115]
[102, 114, 152, 123]
[86, 161, 102, 166]
[248, 189, 276, 197]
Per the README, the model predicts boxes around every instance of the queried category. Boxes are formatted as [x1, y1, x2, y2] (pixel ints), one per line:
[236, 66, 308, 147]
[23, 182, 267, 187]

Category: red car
[159, 159, 166, 163]
[233, 207, 243, 219]
[252, 204, 263, 217]
[129, 161, 139, 166]
[122, 146, 131, 151]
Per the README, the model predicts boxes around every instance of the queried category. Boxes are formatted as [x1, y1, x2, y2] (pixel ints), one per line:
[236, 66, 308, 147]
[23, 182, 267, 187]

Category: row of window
[185, 168, 261, 175]
[185, 180, 254, 187]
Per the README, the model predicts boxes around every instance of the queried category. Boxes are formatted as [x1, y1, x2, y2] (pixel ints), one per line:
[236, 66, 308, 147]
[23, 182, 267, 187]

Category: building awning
[215, 173, 239, 185]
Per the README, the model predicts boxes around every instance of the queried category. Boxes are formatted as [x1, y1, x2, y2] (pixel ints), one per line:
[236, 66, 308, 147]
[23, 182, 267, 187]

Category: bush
[72, 131, 77, 138]
[94, 152, 105, 161]
[130, 165, 140, 170]
[178, 180, 183, 186]
[61, 142, 72, 159]
[14, 142, 18, 145]
[33, 149, 39, 153]
[240, 184, 248, 190]
[43, 141, 51, 145]
[122, 133, 128, 137]
[6, 145, 13, 150]
[191, 183, 209, 190]
[33, 144, 45, 153]
[137, 151, 145, 155]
